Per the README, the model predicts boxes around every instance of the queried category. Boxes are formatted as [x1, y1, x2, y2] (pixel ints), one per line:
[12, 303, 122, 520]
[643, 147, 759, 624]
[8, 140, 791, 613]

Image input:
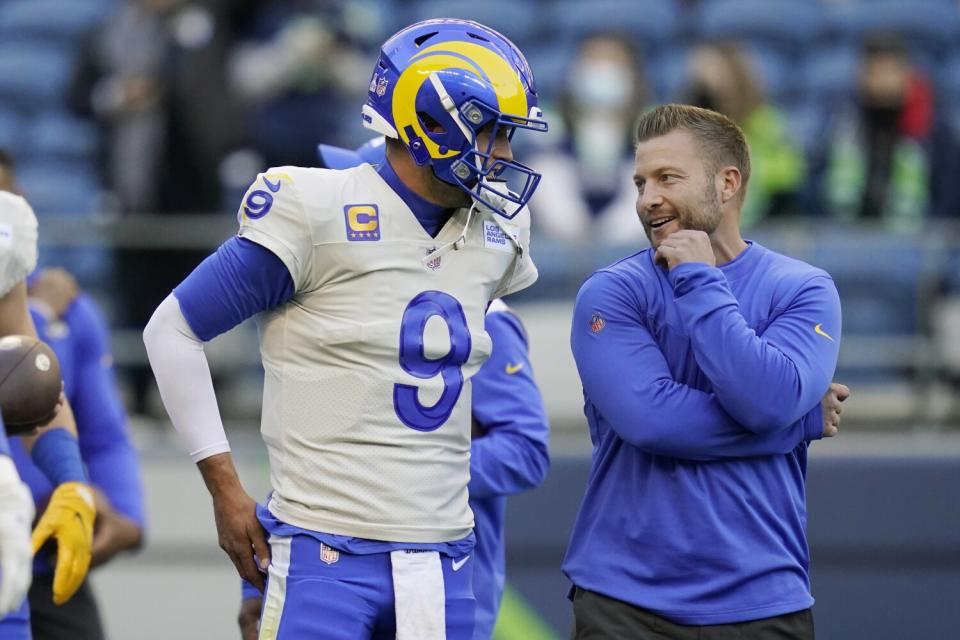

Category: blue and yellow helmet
[362, 18, 547, 218]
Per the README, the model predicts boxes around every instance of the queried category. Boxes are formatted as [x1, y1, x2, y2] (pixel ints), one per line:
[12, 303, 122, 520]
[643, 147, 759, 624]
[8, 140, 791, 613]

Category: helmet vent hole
[417, 112, 447, 135]
[414, 31, 439, 46]
[466, 32, 489, 42]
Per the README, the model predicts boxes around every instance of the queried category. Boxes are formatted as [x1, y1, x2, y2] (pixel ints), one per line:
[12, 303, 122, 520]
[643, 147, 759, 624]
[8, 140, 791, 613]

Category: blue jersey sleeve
[0, 420, 9, 457]
[669, 263, 841, 434]
[174, 236, 296, 342]
[67, 295, 146, 529]
[571, 271, 820, 461]
[469, 310, 550, 500]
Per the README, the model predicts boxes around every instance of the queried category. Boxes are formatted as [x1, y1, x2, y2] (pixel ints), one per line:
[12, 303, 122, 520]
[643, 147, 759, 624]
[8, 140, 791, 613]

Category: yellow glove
[31, 482, 96, 604]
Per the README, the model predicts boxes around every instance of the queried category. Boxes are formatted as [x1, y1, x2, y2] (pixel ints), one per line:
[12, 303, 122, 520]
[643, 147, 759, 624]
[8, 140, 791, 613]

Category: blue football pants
[256, 533, 476, 639]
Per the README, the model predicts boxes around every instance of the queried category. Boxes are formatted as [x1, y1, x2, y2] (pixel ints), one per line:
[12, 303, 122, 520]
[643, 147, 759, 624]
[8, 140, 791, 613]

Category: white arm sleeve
[143, 294, 230, 462]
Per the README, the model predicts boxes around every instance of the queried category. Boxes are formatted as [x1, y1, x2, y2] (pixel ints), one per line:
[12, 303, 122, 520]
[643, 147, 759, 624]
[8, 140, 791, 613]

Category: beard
[642, 179, 724, 246]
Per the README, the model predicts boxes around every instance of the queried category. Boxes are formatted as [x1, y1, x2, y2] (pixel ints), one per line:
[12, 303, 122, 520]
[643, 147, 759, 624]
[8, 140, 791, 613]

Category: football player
[0, 190, 97, 638]
[0, 414, 33, 619]
[238, 142, 551, 640]
[5, 268, 146, 640]
[144, 18, 547, 639]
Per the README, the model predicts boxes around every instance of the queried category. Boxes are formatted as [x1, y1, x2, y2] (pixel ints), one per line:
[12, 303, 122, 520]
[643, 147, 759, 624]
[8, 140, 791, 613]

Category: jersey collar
[377, 158, 452, 237]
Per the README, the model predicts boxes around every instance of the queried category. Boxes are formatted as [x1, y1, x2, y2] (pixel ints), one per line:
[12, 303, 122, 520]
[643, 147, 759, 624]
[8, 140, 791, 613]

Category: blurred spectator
[818, 35, 934, 229]
[527, 34, 649, 245]
[68, 0, 253, 214]
[68, 0, 260, 412]
[682, 42, 805, 227]
[227, 1, 370, 167]
[0, 148, 16, 193]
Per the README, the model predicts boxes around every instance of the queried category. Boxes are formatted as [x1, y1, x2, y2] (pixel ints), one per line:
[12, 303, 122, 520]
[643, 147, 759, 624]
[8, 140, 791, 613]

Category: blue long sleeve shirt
[563, 242, 841, 625]
[12, 295, 147, 569]
[469, 307, 550, 640]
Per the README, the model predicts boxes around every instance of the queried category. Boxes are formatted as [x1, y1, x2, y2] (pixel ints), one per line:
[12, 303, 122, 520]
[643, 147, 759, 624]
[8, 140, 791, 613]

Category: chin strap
[419, 195, 524, 268]
[421, 202, 477, 266]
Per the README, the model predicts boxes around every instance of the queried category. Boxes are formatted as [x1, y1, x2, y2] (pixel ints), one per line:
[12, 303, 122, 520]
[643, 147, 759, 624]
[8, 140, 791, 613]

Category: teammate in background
[4, 268, 146, 640]
[564, 105, 848, 639]
[237, 140, 550, 640]
[145, 19, 547, 639]
[0, 414, 34, 619]
[0, 186, 97, 638]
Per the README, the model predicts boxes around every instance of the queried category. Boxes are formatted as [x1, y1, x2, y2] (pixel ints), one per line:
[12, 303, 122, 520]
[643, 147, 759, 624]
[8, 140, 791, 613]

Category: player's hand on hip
[821, 382, 851, 438]
[31, 481, 96, 605]
[238, 596, 263, 640]
[212, 488, 270, 592]
[0, 456, 35, 616]
[654, 230, 715, 270]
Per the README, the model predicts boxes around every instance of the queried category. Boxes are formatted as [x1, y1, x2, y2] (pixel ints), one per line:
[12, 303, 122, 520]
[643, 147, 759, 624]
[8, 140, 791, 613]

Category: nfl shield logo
[425, 247, 442, 271]
[590, 313, 605, 333]
[320, 543, 340, 565]
[376, 77, 389, 96]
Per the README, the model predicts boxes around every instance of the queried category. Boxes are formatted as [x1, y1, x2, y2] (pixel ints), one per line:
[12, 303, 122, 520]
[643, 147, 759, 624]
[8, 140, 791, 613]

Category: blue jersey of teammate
[11, 294, 146, 564]
[564, 243, 841, 625]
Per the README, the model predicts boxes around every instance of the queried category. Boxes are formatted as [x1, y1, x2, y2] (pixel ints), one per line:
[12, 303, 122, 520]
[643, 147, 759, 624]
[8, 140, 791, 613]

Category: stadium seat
[647, 48, 689, 103]
[548, 0, 681, 50]
[803, 46, 859, 103]
[524, 41, 571, 103]
[696, 0, 824, 54]
[402, 0, 540, 43]
[0, 109, 25, 155]
[0, 43, 74, 109]
[0, 0, 113, 43]
[825, 1, 960, 57]
[16, 161, 101, 216]
[28, 111, 99, 162]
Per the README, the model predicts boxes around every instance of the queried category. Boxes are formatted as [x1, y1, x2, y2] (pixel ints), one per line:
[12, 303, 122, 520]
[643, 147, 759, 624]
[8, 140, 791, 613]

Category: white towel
[391, 550, 446, 640]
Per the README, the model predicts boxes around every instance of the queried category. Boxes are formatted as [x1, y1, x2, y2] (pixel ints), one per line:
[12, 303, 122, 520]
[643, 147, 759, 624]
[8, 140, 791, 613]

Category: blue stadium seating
[825, 0, 960, 56]
[402, 0, 540, 43]
[0, 42, 73, 108]
[524, 41, 571, 102]
[548, 0, 681, 50]
[696, 0, 824, 54]
[16, 161, 100, 216]
[806, 230, 932, 337]
[29, 110, 99, 162]
[0, 108, 24, 155]
[803, 46, 859, 103]
[0, 0, 113, 43]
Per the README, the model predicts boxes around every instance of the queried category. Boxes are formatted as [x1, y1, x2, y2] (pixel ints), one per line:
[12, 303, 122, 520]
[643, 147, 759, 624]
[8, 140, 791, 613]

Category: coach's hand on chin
[198, 453, 271, 592]
[654, 230, 716, 270]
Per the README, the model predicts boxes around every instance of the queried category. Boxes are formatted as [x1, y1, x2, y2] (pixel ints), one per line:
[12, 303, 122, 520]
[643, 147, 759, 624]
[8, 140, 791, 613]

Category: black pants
[28, 574, 105, 640]
[572, 588, 814, 640]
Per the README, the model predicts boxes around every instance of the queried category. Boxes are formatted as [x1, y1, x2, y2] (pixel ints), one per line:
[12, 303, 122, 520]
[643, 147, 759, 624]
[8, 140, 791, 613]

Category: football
[0, 334, 62, 435]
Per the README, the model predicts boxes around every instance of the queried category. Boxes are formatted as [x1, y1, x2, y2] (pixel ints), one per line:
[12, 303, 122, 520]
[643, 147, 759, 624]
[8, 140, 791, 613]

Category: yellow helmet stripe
[392, 41, 528, 160]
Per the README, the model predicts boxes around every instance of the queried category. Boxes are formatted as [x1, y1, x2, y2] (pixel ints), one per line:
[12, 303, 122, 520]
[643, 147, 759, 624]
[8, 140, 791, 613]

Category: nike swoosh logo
[814, 323, 834, 341]
[452, 555, 470, 572]
[505, 363, 524, 375]
[262, 175, 282, 193]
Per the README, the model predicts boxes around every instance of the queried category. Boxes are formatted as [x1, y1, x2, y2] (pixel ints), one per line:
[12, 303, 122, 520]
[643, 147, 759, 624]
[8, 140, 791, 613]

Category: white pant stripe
[258, 535, 292, 640]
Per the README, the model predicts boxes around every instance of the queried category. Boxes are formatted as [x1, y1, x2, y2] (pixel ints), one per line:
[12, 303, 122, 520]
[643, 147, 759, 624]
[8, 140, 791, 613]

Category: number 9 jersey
[237, 164, 537, 544]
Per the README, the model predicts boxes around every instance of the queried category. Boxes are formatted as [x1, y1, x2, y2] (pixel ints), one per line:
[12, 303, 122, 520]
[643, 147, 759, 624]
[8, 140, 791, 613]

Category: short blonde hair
[635, 104, 751, 192]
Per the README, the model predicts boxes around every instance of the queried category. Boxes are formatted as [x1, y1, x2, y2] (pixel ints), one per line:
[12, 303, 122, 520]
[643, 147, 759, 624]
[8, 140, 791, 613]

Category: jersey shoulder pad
[0, 192, 38, 297]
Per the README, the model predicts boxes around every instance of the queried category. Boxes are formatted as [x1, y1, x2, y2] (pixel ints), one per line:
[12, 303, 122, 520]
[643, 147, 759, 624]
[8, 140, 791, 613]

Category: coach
[564, 104, 848, 639]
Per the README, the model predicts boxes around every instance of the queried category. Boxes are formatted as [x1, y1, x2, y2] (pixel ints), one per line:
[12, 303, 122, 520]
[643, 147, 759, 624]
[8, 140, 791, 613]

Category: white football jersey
[238, 164, 537, 543]
[0, 192, 38, 298]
